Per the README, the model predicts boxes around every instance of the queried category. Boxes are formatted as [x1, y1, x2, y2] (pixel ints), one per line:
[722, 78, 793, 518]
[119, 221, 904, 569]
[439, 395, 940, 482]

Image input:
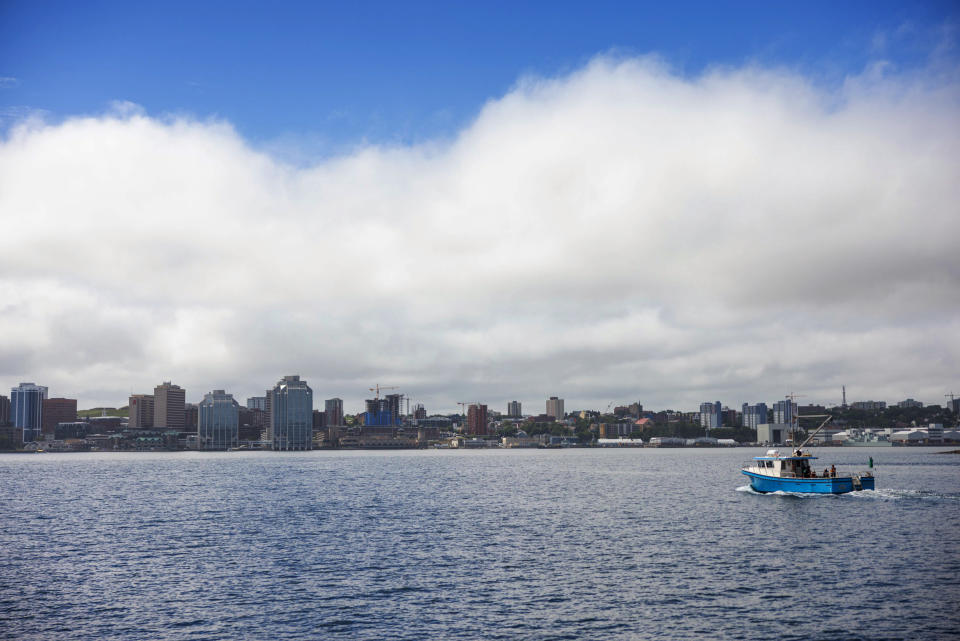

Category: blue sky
[2, 1, 957, 154]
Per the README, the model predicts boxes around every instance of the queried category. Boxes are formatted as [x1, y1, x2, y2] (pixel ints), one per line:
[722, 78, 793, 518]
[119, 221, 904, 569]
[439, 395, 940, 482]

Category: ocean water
[1, 447, 958, 640]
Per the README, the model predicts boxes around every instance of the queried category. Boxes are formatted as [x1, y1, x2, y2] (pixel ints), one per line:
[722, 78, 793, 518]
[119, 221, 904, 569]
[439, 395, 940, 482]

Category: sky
[1, 1, 959, 414]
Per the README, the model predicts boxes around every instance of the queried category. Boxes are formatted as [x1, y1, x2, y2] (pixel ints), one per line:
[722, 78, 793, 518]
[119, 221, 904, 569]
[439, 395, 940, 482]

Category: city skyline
[4, 376, 957, 418]
[1, 3, 958, 413]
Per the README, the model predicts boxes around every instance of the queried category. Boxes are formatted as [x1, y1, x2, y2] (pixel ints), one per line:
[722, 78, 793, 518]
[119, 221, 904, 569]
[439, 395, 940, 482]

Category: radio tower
[842, 385, 847, 409]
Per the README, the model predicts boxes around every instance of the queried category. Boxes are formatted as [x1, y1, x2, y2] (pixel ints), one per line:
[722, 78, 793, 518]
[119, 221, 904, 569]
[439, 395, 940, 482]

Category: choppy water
[1, 447, 958, 640]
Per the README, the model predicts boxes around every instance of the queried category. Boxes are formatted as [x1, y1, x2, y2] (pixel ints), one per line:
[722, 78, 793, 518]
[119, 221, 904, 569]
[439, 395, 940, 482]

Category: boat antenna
[786, 393, 804, 448]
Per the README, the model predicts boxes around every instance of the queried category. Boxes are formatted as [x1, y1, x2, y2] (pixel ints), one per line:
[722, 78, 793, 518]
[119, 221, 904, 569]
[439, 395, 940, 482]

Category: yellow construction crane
[368, 384, 399, 400]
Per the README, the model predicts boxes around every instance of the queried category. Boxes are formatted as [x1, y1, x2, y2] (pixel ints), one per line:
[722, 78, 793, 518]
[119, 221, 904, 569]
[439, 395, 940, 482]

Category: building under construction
[364, 393, 404, 426]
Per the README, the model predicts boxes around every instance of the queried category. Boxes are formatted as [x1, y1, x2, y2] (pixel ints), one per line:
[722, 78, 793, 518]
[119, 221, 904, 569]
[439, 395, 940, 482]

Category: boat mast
[797, 415, 832, 450]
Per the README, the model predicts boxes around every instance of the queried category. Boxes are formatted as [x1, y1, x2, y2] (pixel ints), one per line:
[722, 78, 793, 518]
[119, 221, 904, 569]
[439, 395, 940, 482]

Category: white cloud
[1, 56, 958, 412]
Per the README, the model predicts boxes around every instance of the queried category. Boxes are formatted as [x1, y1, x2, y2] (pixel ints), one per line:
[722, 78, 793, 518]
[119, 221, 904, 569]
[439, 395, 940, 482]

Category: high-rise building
[773, 399, 798, 425]
[246, 396, 266, 411]
[364, 397, 401, 426]
[950, 398, 960, 415]
[128, 394, 155, 428]
[385, 393, 404, 423]
[546, 396, 564, 421]
[153, 382, 186, 429]
[184, 403, 198, 430]
[413, 403, 427, 420]
[699, 401, 722, 429]
[264, 389, 273, 439]
[41, 398, 77, 435]
[11, 383, 48, 443]
[0, 395, 9, 425]
[325, 398, 344, 426]
[507, 401, 522, 418]
[467, 403, 489, 435]
[741, 403, 768, 430]
[198, 390, 239, 450]
[270, 375, 313, 450]
[722, 407, 738, 427]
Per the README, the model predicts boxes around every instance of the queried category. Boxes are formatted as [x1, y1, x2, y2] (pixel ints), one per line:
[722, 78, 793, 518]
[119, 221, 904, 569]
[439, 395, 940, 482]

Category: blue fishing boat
[741, 449, 874, 493]
[741, 411, 875, 494]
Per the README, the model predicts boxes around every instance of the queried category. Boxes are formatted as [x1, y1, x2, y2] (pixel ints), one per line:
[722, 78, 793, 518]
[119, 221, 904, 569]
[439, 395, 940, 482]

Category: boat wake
[848, 488, 960, 501]
[736, 485, 837, 499]
[737, 485, 960, 501]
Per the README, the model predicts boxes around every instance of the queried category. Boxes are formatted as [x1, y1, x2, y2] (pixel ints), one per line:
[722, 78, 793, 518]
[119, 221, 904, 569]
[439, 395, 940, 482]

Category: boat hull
[742, 470, 856, 494]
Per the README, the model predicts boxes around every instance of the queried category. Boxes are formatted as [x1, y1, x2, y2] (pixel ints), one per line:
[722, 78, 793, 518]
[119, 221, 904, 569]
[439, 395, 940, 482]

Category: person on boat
[823, 468, 829, 478]
[830, 465, 837, 478]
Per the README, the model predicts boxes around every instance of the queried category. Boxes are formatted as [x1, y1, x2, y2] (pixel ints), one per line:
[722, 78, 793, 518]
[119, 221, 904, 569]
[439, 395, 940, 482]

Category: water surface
[1, 447, 957, 640]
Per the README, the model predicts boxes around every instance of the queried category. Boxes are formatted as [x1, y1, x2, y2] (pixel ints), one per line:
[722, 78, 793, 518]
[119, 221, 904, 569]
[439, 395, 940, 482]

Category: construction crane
[368, 384, 399, 400]
[457, 401, 480, 415]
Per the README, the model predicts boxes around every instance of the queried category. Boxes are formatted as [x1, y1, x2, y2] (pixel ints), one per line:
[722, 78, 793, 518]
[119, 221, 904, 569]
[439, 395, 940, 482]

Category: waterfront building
[741, 403, 768, 430]
[597, 423, 632, 438]
[153, 382, 186, 429]
[699, 401, 722, 430]
[41, 398, 77, 435]
[507, 401, 522, 418]
[897, 398, 923, 409]
[11, 382, 48, 442]
[415, 416, 453, 430]
[951, 398, 960, 414]
[325, 398, 344, 426]
[128, 394, 155, 428]
[773, 399, 798, 425]
[88, 415, 123, 433]
[246, 396, 266, 411]
[0, 395, 9, 425]
[313, 410, 326, 429]
[546, 396, 564, 421]
[467, 403, 489, 435]
[412, 403, 427, 420]
[757, 423, 791, 444]
[270, 375, 313, 450]
[198, 390, 239, 450]
[55, 421, 90, 439]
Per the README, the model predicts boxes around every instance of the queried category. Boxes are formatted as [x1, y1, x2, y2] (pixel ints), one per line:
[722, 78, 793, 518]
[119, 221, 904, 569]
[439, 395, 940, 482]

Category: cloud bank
[1, 56, 958, 412]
